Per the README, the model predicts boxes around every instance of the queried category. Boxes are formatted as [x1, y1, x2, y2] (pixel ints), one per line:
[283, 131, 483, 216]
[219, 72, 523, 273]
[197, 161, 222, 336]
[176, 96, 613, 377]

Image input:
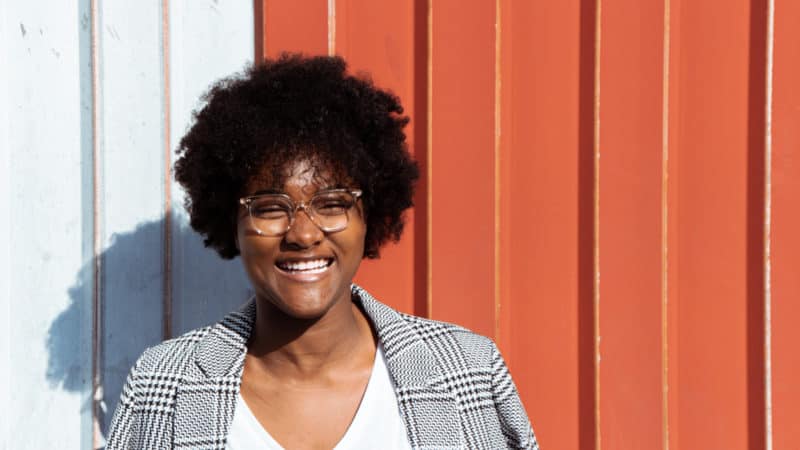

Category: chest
[240, 377, 368, 449]
[228, 348, 414, 450]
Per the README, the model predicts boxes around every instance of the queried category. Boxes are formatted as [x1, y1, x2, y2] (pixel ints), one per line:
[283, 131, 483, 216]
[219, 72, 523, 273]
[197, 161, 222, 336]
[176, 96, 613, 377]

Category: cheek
[347, 222, 367, 259]
[236, 228, 276, 276]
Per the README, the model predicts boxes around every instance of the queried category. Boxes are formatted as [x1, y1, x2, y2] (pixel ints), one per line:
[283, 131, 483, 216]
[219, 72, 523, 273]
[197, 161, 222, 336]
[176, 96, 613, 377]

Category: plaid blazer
[106, 285, 539, 449]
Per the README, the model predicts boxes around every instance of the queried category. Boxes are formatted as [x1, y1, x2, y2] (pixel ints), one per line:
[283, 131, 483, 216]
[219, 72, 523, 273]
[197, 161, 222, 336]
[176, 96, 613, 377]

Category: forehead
[245, 158, 350, 194]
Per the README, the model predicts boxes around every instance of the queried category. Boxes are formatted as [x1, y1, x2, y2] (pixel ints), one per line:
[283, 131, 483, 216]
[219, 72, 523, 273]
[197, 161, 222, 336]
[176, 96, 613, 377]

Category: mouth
[275, 257, 335, 274]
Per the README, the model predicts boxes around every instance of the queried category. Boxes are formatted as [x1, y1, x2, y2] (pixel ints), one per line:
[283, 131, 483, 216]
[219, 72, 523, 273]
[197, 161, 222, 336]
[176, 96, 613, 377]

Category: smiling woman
[105, 54, 538, 450]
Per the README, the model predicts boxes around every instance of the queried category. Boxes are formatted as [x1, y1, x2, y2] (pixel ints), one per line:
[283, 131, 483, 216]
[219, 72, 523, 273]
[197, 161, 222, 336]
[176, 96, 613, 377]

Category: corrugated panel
[427, 0, 497, 338]
[336, 0, 423, 315]
[597, 0, 666, 447]
[168, 0, 253, 339]
[97, 1, 166, 432]
[256, 1, 796, 449]
[771, 0, 800, 448]
[5, 0, 799, 448]
[497, 1, 590, 448]
[4, 1, 95, 448]
[671, 1, 764, 448]
[2, 1, 255, 448]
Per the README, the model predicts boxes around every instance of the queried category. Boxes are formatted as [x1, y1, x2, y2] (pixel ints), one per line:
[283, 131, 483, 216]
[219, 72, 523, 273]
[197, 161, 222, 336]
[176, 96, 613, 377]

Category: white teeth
[279, 258, 330, 272]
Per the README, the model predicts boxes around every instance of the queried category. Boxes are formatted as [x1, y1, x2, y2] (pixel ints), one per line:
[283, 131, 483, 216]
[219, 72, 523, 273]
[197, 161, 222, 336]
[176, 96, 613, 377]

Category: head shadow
[46, 213, 251, 432]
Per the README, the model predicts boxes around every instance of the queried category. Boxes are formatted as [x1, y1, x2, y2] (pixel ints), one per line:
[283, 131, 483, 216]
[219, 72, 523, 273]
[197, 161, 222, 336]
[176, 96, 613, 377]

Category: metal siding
[337, 0, 420, 315]
[597, 0, 666, 447]
[4, 1, 94, 448]
[428, 0, 496, 338]
[263, 0, 328, 57]
[497, 1, 586, 449]
[771, 0, 800, 447]
[0, 0, 12, 445]
[168, 0, 254, 337]
[97, 0, 166, 430]
[671, 0, 763, 448]
[5, 1, 800, 449]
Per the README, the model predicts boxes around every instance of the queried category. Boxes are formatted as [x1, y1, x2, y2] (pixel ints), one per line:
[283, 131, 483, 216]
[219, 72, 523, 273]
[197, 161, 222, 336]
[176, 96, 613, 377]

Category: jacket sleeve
[490, 342, 539, 450]
[104, 358, 141, 450]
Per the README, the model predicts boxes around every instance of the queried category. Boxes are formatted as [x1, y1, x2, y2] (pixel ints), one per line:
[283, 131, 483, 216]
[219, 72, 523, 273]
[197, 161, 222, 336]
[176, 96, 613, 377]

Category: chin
[263, 286, 340, 320]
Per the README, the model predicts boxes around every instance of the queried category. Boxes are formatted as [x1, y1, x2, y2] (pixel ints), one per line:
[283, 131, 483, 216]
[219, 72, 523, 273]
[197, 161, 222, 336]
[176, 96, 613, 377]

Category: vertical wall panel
[262, 0, 328, 57]
[0, 0, 12, 443]
[665, 1, 683, 447]
[597, 0, 665, 448]
[169, 0, 254, 336]
[336, 0, 421, 315]
[671, 0, 763, 448]
[3, 1, 94, 448]
[497, 1, 586, 449]
[4, 1, 799, 448]
[428, 0, 496, 337]
[97, 1, 166, 431]
[771, 0, 800, 447]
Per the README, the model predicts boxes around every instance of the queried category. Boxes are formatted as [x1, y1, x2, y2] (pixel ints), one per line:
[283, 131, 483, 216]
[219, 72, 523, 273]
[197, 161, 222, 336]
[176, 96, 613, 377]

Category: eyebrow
[252, 188, 283, 196]
[250, 183, 348, 197]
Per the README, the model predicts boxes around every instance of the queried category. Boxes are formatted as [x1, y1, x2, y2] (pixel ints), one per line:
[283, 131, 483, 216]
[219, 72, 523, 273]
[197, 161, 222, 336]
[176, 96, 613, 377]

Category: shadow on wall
[45, 214, 251, 436]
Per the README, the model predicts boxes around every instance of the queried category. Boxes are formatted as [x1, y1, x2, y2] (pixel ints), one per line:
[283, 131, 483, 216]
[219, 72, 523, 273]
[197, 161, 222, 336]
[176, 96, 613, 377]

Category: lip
[274, 256, 335, 282]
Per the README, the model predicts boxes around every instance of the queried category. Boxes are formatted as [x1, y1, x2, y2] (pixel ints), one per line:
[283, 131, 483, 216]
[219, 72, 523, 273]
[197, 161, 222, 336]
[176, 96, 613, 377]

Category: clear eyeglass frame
[238, 188, 363, 236]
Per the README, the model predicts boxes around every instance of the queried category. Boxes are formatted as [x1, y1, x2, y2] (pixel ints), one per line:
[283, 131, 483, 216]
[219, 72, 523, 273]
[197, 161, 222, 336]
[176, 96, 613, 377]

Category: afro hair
[174, 54, 419, 259]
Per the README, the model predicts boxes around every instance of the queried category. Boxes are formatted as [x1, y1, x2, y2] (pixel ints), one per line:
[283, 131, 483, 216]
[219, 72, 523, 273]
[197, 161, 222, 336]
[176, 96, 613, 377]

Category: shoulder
[396, 312, 498, 368]
[353, 284, 499, 369]
[130, 325, 213, 378]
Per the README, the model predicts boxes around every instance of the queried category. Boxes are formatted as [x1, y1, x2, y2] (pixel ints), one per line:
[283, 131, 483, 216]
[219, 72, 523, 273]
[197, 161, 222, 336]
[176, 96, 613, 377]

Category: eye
[312, 193, 353, 216]
[317, 203, 349, 215]
[250, 199, 291, 219]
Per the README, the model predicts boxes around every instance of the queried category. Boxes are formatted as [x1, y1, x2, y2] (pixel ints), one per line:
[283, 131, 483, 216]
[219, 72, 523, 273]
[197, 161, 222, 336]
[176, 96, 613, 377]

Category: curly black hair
[174, 54, 419, 260]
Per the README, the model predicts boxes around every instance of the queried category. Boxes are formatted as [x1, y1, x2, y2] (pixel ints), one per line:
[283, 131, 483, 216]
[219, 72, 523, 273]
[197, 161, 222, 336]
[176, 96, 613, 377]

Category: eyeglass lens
[247, 191, 356, 235]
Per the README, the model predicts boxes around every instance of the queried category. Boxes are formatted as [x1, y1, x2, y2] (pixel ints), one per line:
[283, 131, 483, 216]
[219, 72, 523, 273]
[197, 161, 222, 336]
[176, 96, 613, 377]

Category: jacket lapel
[353, 286, 464, 448]
[174, 301, 255, 449]
[172, 288, 463, 449]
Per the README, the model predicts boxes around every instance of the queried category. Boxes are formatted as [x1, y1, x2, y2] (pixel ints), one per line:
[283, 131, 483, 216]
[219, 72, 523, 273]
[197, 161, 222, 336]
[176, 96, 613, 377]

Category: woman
[106, 54, 538, 450]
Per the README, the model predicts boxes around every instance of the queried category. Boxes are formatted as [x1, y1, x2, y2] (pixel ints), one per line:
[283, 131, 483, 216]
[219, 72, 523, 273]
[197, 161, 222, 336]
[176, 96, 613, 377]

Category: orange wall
[254, 1, 800, 448]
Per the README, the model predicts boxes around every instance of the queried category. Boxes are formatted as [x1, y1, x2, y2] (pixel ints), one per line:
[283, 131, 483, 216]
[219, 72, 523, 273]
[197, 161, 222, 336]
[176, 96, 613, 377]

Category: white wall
[1, 1, 253, 448]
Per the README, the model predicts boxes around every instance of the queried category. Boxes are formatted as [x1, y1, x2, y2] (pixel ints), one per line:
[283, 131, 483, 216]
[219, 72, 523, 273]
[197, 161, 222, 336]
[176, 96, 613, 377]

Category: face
[236, 159, 366, 319]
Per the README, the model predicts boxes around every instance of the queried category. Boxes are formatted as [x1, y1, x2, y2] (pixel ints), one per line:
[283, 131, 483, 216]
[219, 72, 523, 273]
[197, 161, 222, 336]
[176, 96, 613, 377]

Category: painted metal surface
[5, 0, 800, 449]
[0, 0, 10, 443]
[771, 0, 800, 448]
[3, 2, 94, 448]
[2, 1, 253, 448]
[335, 0, 424, 315]
[428, 0, 496, 338]
[496, 1, 590, 449]
[97, 1, 165, 433]
[255, 1, 797, 449]
[597, 0, 666, 447]
[671, 1, 763, 448]
[167, 0, 253, 339]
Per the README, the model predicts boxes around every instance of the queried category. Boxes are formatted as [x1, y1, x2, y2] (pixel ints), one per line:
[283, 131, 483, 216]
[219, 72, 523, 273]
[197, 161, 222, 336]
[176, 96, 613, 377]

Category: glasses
[239, 189, 363, 236]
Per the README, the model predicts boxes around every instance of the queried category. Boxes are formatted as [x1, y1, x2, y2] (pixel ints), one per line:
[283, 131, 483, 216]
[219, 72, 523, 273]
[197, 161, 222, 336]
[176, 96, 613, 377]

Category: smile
[275, 258, 334, 274]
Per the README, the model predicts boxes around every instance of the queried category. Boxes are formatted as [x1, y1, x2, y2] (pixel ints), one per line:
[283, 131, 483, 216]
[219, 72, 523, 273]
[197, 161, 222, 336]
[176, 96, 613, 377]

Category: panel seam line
[593, 0, 603, 448]
[661, 0, 672, 448]
[763, 0, 775, 448]
[328, 0, 336, 55]
[162, 0, 173, 341]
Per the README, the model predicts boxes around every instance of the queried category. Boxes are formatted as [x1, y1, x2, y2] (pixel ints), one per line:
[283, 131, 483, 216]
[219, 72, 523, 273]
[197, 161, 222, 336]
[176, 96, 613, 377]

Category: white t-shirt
[226, 346, 412, 449]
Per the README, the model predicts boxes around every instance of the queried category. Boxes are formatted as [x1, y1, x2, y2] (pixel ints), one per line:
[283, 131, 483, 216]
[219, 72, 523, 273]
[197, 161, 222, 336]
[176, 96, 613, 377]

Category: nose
[283, 207, 323, 249]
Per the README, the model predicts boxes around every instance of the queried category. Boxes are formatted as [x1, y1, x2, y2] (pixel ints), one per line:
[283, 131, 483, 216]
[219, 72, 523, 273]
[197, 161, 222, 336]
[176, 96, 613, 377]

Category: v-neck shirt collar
[226, 345, 412, 450]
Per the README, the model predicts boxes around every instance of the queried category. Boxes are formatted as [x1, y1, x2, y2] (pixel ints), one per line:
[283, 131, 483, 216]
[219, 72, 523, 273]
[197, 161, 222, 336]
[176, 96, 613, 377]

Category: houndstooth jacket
[106, 285, 539, 449]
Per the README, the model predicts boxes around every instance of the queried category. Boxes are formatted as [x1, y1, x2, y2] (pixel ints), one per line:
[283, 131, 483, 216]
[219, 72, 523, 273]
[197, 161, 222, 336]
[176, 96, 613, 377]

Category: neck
[246, 292, 375, 378]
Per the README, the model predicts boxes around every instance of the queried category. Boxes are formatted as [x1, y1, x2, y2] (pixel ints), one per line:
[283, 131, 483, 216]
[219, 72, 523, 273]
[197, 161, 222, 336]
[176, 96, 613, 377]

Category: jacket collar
[177, 285, 460, 449]
[192, 284, 443, 388]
